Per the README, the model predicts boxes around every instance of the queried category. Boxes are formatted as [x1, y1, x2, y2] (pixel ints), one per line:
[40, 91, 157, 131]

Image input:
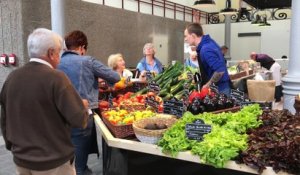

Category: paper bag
[247, 80, 275, 102]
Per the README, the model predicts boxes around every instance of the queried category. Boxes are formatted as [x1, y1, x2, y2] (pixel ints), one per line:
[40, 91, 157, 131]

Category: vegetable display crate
[212, 106, 241, 114]
[132, 115, 177, 144]
[101, 115, 135, 139]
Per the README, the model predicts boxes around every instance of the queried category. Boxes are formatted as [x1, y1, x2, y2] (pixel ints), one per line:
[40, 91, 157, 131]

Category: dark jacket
[0, 62, 88, 170]
[255, 54, 275, 70]
[196, 35, 230, 91]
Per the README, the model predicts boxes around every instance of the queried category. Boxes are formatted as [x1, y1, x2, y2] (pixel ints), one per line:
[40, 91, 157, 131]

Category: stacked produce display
[98, 62, 300, 174]
[158, 104, 262, 168]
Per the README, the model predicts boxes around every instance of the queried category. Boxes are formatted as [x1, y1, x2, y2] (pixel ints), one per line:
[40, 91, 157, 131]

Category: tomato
[99, 101, 109, 109]
[124, 92, 133, 99]
[200, 87, 209, 99]
[147, 91, 155, 97]
[189, 90, 201, 102]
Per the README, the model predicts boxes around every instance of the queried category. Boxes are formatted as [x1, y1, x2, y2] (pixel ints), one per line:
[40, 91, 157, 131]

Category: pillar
[282, 0, 300, 114]
[51, 0, 65, 37]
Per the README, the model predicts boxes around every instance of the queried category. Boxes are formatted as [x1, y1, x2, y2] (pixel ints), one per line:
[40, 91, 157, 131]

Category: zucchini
[170, 80, 185, 95]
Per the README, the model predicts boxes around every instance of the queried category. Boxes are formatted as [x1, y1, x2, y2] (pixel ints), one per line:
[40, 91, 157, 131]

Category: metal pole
[224, 15, 231, 61]
[51, 0, 65, 37]
[282, 0, 300, 113]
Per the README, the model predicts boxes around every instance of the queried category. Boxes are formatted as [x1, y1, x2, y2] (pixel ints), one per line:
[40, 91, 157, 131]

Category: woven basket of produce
[132, 114, 177, 144]
[102, 116, 134, 138]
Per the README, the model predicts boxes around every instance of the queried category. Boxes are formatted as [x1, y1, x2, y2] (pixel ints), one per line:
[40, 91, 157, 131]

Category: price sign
[231, 89, 245, 104]
[187, 71, 194, 81]
[163, 97, 185, 118]
[210, 83, 219, 94]
[145, 96, 159, 112]
[186, 119, 212, 141]
[108, 93, 113, 109]
[148, 81, 160, 95]
[146, 71, 153, 81]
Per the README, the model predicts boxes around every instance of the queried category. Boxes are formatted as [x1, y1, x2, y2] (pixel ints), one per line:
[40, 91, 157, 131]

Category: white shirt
[122, 69, 133, 78]
[29, 58, 53, 69]
[270, 62, 281, 86]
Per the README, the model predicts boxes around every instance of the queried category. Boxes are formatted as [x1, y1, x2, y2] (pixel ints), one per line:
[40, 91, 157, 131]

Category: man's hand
[82, 99, 89, 109]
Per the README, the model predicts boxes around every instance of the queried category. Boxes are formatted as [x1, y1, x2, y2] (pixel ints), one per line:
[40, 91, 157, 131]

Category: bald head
[250, 52, 257, 60]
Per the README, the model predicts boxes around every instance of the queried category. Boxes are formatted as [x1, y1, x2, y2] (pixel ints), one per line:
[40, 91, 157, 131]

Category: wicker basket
[102, 115, 135, 138]
[132, 115, 177, 144]
[120, 104, 146, 112]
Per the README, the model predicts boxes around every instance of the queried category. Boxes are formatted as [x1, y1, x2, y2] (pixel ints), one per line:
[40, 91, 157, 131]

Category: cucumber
[170, 80, 185, 95]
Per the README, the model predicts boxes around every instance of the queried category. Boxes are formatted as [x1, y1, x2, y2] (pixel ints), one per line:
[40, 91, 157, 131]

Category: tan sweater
[0, 62, 88, 170]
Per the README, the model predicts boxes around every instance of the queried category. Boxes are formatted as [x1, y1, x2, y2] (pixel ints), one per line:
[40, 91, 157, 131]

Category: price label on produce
[146, 71, 153, 81]
[148, 81, 160, 95]
[231, 89, 245, 104]
[145, 96, 159, 112]
[163, 97, 185, 118]
[186, 119, 212, 141]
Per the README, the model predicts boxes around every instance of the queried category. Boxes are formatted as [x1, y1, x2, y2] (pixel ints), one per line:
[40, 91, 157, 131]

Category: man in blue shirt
[184, 23, 231, 95]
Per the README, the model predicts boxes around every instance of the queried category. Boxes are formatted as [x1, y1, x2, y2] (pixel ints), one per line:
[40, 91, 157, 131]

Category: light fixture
[219, 0, 237, 15]
[259, 16, 271, 27]
[193, 0, 216, 9]
[251, 14, 263, 25]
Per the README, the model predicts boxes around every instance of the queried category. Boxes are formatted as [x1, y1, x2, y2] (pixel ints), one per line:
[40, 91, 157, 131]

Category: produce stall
[96, 62, 299, 175]
[95, 114, 292, 175]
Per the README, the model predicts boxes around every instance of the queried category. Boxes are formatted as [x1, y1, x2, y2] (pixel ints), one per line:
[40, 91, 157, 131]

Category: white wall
[202, 19, 291, 62]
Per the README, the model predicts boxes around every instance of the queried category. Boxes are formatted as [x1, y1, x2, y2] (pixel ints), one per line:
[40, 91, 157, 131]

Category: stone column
[224, 15, 231, 61]
[51, 0, 65, 37]
[282, 0, 300, 114]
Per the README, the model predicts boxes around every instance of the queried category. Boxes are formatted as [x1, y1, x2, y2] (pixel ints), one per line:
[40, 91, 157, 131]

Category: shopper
[184, 46, 199, 68]
[250, 52, 283, 102]
[0, 28, 89, 175]
[58, 30, 120, 175]
[107, 53, 133, 78]
[184, 23, 231, 95]
[136, 43, 163, 78]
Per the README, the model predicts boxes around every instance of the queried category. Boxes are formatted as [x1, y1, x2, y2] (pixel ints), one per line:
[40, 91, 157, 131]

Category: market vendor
[184, 46, 199, 68]
[250, 52, 283, 102]
[136, 43, 164, 79]
[108, 53, 133, 78]
[184, 23, 231, 96]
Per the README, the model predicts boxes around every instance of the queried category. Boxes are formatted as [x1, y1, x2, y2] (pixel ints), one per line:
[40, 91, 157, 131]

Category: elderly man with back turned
[0, 28, 89, 175]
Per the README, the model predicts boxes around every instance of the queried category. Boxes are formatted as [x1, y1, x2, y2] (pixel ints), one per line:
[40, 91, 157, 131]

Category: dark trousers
[72, 116, 98, 175]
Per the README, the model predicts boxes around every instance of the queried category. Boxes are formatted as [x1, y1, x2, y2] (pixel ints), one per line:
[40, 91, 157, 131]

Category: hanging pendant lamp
[193, 0, 216, 9]
[220, 0, 237, 15]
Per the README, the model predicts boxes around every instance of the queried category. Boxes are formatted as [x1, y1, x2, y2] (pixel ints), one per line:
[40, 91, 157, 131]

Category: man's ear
[47, 48, 54, 59]
[191, 33, 198, 39]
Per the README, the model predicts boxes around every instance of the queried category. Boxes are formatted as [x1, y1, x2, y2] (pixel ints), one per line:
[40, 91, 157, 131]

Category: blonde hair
[143, 43, 155, 55]
[107, 53, 123, 70]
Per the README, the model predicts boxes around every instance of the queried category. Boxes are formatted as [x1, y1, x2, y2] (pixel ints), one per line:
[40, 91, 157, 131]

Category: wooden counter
[94, 114, 290, 175]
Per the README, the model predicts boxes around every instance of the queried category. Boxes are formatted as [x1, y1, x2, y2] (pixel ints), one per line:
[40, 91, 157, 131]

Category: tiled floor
[0, 136, 103, 175]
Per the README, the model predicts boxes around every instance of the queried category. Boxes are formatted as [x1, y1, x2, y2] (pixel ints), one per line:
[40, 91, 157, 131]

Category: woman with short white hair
[136, 43, 163, 75]
[107, 53, 133, 78]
